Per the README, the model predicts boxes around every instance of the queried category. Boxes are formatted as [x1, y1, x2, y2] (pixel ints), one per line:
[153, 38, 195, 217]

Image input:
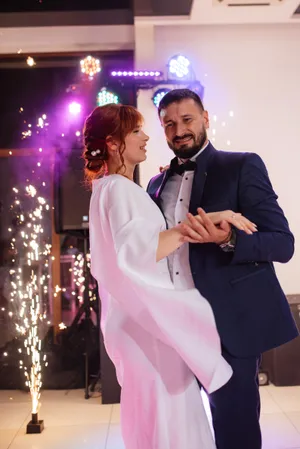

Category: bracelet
[219, 229, 236, 252]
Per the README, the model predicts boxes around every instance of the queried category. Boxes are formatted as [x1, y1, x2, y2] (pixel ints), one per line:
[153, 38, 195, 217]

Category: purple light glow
[68, 102, 82, 116]
[111, 70, 162, 78]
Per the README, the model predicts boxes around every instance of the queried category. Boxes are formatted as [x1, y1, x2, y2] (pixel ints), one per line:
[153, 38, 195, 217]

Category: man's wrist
[219, 229, 236, 252]
[219, 229, 232, 245]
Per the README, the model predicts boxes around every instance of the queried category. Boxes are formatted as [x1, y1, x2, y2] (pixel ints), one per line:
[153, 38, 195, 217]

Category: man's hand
[180, 212, 231, 244]
[159, 165, 170, 173]
[179, 208, 257, 244]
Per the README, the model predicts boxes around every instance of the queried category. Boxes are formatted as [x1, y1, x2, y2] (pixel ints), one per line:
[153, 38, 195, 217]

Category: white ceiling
[191, 0, 300, 24]
[0, 0, 299, 55]
[136, 0, 300, 24]
[0, 25, 134, 55]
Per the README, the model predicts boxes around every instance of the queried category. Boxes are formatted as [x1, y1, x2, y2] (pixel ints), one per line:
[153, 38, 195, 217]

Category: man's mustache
[173, 134, 194, 144]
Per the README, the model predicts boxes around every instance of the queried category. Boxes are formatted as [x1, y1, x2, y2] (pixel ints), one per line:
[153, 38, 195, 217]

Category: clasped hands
[178, 208, 258, 245]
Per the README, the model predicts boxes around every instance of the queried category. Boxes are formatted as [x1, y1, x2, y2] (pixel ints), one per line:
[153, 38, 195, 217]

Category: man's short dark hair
[158, 89, 204, 117]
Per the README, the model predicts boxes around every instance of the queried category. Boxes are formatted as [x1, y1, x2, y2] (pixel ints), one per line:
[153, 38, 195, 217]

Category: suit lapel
[155, 170, 170, 199]
[189, 143, 215, 215]
[152, 168, 172, 210]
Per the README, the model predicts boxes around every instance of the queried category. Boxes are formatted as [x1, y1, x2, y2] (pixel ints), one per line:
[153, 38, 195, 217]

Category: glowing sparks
[9, 179, 51, 416]
[72, 253, 95, 305]
[73, 254, 85, 304]
[53, 284, 65, 298]
[27, 57, 36, 67]
[38, 117, 44, 128]
[210, 111, 234, 150]
[21, 113, 49, 140]
[24, 272, 42, 413]
[26, 185, 37, 198]
[22, 130, 32, 140]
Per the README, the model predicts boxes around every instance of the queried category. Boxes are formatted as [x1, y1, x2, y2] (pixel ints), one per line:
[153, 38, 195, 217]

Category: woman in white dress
[84, 104, 254, 449]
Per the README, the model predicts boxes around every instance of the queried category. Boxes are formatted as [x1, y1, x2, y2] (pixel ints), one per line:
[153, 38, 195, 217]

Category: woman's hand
[178, 208, 257, 244]
[204, 209, 257, 234]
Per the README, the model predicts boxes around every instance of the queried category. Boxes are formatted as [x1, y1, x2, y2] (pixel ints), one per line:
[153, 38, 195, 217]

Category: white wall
[136, 23, 300, 294]
[0, 25, 134, 54]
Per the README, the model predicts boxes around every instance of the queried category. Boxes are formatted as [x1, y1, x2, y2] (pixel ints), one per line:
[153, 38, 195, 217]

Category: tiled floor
[1, 386, 300, 449]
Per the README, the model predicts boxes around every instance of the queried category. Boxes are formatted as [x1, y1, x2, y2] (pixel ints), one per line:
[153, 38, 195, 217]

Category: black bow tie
[170, 158, 197, 176]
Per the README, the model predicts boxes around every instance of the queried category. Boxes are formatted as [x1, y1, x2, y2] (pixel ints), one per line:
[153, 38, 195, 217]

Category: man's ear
[203, 110, 210, 130]
[159, 109, 166, 127]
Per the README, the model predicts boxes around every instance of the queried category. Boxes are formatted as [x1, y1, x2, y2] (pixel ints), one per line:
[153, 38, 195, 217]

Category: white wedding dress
[89, 174, 232, 449]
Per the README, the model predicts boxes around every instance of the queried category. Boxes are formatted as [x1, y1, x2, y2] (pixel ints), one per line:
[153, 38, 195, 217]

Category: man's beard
[168, 129, 207, 160]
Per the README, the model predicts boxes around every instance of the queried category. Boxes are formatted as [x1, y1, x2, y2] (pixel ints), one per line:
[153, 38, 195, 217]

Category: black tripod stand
[66, 229, 100, 399]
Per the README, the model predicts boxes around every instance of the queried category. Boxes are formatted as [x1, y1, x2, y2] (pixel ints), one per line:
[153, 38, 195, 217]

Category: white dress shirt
[160, 141, 210, 290]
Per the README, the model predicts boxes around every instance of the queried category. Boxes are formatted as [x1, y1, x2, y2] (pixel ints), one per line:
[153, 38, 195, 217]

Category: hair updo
[83, 104, 143, 182]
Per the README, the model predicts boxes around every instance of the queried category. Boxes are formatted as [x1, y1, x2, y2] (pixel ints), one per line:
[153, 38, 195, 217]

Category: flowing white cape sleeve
[104, 179, 232, 393]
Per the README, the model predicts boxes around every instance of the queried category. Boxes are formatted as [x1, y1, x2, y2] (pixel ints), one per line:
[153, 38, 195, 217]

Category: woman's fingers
[198, 208, 257, 235]
[182, 236, 203, 244]
[239, 216, 257, 234]
[180, 223, 205, 242]
[186, 214, 210, 239]
[228, 215, 257, 234]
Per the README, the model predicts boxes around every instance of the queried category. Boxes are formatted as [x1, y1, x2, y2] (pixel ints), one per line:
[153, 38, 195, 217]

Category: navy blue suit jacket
[147, 143, 298, 357]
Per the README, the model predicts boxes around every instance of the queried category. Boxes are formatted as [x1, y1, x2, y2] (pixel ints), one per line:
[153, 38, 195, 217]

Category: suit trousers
[206, 349, 262, 449]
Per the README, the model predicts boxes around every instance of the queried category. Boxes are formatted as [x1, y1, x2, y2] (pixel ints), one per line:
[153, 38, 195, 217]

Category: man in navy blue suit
[147, 89, 298, 449]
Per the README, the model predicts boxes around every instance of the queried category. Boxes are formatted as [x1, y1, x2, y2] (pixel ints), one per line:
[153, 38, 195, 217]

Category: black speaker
[261, 295, 300, 386]
[100, 329, 121, 404]
[54, 147, 91, 233]
[54, 147, 140, 234]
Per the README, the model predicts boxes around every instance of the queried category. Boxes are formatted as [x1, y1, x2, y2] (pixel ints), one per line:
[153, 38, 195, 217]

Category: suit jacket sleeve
[231, 153, 294, 264]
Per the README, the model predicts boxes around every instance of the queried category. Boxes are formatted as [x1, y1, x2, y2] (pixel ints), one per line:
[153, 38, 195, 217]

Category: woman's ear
[106, 136, 119, 153]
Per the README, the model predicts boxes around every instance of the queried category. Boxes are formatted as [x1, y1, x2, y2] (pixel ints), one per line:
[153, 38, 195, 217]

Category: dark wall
[0, 67, 74, 148]
[0, 0, 132, 13]
[0, 53, 134, 148]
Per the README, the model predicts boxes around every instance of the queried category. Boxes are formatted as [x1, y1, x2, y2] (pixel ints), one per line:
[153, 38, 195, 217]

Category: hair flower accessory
[91, 149, 101, 157]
